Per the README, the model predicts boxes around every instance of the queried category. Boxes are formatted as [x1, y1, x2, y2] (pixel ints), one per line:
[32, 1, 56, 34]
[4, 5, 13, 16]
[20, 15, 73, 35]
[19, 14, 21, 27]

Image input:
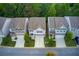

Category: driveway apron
[55, 35, 66, 47]
[15, 35, 24, 47]
[35, 35, 45, 48]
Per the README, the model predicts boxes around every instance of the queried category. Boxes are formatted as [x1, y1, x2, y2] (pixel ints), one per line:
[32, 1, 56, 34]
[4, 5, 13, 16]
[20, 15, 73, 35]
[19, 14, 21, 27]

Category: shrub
[1, 34, 15, 47]
[44, 35, 56, 47]
[64, 31, 76, 47]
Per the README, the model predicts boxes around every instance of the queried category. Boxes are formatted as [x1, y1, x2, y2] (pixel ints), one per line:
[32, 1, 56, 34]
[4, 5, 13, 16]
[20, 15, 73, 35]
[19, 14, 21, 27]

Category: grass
[44, 35, 56, 47]
[1, 34, 16, 47]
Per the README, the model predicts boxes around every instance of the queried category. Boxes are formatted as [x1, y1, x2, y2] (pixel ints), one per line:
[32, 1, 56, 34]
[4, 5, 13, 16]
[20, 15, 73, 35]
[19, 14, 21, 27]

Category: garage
[55, 35, 66, 47]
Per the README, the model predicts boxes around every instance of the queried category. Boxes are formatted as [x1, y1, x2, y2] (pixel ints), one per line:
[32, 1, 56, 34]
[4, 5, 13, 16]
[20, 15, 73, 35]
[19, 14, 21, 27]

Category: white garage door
[55, 35, 66, 47]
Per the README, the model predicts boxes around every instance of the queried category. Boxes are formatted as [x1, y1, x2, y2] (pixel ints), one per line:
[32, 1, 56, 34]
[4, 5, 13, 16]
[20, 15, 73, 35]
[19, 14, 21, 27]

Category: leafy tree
[47, 4, 56, 16]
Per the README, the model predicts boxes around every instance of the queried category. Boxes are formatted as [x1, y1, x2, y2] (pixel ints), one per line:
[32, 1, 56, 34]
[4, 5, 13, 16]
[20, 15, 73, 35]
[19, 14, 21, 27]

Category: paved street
[35, 35, 45, 48]
[55, 35, 66, 47]
[0, 47, 79, 56]
[15, 35, 24, 47]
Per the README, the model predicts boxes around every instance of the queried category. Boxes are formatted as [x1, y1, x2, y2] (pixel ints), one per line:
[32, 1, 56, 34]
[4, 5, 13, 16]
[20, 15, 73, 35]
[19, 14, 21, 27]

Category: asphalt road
[0, 47, 79, 56]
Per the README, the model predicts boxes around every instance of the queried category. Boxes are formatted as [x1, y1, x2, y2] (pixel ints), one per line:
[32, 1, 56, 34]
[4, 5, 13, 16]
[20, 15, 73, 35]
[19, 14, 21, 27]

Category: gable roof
[48, 17, 55, 29]
[0, 17, 6, 30]
[55, 17, 68, 29]
[69, 17, 79, 29]
[48, 17, 69, 29]
[10, 18, 26, 31]
[28, 17, 46, 30]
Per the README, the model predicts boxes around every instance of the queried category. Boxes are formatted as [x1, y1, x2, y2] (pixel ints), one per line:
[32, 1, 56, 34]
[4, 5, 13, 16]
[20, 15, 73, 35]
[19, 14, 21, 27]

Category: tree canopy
[0, 3, 79, 17]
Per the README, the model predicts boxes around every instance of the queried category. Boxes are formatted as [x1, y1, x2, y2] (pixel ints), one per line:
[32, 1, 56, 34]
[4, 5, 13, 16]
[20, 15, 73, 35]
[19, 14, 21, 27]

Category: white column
[2, 18, 12, 36]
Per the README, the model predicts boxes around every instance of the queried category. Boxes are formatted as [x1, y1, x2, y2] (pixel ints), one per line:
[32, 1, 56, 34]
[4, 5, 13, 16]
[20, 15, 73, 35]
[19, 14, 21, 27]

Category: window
[57, 31, 59, 32]
[64, 31, 65, 32]
[37, 31, 43, 33]
[60, 30, 62, 32]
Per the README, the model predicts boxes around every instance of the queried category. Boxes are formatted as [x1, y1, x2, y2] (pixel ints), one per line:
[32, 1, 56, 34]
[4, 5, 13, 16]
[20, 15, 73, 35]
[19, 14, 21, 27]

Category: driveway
[55, 35, 66, 47]
[35, 35, 45, 48]
[15, 35, 25, 47]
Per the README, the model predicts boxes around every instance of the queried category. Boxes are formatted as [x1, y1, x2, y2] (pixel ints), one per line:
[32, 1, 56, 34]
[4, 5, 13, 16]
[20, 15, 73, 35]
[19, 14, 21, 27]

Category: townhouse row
[0, 17, 79, 40]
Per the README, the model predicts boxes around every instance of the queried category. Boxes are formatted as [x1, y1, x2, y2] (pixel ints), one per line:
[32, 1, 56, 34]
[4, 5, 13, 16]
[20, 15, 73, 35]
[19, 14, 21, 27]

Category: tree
[71, 4, 79, 16]
[55, 4, 70, 16]
[47, 4, 56, 16]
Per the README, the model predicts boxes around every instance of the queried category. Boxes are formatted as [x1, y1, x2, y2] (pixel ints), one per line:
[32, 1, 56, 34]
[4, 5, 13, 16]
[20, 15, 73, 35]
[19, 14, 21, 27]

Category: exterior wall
[55, 28, 67, 35]
[29, 28, 45, 39]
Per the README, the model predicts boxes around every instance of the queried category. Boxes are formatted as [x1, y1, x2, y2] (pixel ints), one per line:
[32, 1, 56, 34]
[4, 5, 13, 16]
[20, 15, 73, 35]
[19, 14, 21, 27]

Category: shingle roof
[69, 17, 79, 29]
[48, 17, 55, 28]
[55, 17, 68, 28]
[10, 18, 26, 32]
[48, 17, 68, 29]
[28, 17, 46, 30]
[0, 17, 6, 30]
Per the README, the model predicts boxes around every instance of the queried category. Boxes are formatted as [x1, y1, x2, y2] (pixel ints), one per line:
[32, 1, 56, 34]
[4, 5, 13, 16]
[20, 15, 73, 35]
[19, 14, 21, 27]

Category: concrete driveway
[15, 35, 24, 47]
[55, 35, 66, 47]
[35, 35, 45, 48]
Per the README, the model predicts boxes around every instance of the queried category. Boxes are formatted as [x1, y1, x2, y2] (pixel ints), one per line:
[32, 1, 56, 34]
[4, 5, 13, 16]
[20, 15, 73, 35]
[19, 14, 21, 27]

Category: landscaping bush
[44, 35, 56, 47]
[24, 33, 35, 47]
[1, 34, 15, 47]
[64, 31, 77, 47]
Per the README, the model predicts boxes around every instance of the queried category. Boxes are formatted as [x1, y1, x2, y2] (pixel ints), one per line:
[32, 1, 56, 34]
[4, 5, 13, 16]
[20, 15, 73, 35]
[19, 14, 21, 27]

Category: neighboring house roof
[0, 17, 6, 30]
[55, 17, 68, 29]
[48, 17, 68, 29]
[48, 17, 55, 29]
[28, 17, 46, 31]
[10, 18, 26, 33]
[69, 17, 79, 29]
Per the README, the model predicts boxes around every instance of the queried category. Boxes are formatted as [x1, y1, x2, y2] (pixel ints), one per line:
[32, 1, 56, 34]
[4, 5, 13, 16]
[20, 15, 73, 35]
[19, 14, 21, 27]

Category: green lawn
[1, 34, 16, 47]
[44, 36, 56, 47]
[24, 33, 35, 47]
